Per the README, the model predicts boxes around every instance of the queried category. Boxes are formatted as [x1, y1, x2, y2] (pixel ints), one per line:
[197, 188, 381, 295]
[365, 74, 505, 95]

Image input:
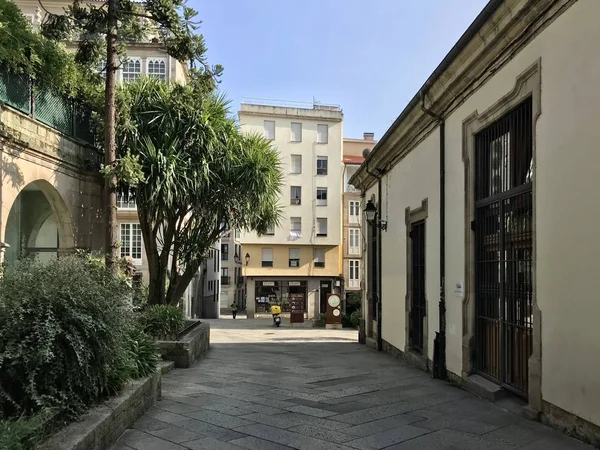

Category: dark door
[474, 98, 533, 398]
[319, 281, 332, 314]
[409, 220, 426, 353]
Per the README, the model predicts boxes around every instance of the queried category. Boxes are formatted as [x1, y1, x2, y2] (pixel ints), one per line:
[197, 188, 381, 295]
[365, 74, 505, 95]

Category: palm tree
[117, 78, 282, 305]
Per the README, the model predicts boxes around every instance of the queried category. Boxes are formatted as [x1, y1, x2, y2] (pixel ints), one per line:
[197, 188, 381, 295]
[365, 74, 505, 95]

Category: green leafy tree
[0, 0, 97, 98]
[117, 78, 282, 305]
[40, 0, 222, 274]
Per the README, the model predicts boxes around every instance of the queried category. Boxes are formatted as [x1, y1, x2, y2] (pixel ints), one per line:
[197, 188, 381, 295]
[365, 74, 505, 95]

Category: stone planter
[39, 370, 161, 450]
[156, 319, 210, 368]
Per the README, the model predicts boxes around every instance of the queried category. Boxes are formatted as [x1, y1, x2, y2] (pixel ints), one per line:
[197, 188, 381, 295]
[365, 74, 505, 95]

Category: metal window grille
[474, 97, 533, 397]
[317, 157, 328, 175]
[409, 220, 426, 353]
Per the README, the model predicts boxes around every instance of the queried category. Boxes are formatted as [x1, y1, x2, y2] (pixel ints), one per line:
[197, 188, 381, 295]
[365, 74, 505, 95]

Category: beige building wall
[356, 0, 600, 436]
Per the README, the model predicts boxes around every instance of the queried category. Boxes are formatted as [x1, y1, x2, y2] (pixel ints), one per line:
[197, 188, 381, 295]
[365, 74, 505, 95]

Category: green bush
[141, 305, 185, 340]
[0, 257, 134, 421]
[0, 409, 55, 450]
[127, 329, 159, 379]
[312, 313, 326, 328]
[350, 309, 361, 328]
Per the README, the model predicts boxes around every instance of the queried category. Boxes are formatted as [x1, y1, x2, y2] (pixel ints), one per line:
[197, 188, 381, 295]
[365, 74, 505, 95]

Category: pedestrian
[231, 302, 239, 319]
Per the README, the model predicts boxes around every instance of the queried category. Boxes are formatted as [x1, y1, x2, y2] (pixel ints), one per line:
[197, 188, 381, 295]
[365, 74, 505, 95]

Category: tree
[40, 0, 222, 274]
[117, 78, 282, 305]
[0, 0, 98, 98]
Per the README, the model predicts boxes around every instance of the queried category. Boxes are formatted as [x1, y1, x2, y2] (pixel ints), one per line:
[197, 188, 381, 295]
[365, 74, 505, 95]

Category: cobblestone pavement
[112, 317, 592, 450]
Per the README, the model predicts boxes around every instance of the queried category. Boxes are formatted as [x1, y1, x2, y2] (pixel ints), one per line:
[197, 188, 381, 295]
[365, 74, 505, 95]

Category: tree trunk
[166, 260, 201, 306]
[104, 0, 119, 275]
[139, 209, 167, 305]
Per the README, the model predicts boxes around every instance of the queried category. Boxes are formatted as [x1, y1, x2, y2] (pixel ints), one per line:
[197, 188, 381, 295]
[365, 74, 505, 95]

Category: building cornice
[351, 0, 576, 191]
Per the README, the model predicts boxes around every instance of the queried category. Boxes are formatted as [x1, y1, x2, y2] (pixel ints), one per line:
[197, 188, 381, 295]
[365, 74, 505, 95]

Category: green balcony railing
[0, 66, 95, 145]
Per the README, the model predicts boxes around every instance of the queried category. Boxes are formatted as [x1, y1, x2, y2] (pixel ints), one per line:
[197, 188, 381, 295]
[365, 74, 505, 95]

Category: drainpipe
[420, 90, 446, 380]
[365, 159, 385, 352]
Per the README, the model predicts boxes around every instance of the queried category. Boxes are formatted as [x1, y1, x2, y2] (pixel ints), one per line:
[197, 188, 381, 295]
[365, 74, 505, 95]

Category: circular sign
[328, 294, 341, 308]
[333, 309, 341, 317]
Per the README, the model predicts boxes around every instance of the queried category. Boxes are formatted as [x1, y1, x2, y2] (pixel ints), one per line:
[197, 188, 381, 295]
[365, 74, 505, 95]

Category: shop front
[255, 279, 308, 316]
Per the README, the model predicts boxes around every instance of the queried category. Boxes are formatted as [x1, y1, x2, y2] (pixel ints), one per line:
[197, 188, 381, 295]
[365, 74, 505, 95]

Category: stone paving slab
[111, 317, 594, 450]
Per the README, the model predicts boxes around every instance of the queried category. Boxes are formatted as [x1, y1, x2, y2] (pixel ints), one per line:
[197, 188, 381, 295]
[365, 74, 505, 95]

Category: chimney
[364, 132, 374, 141]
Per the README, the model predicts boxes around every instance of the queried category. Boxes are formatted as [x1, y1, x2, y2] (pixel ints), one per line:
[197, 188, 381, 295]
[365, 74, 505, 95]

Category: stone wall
[0, 104, 104, 253]
[157, 321, 210, 368]
[39, 371, 161, 450]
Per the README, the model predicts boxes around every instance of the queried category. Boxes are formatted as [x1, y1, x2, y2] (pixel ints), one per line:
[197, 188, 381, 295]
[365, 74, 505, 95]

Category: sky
[192, 0, 490, 140]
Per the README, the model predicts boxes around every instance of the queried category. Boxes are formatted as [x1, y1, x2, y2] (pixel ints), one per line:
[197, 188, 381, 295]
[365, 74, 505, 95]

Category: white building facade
[238, 99, 344, 319]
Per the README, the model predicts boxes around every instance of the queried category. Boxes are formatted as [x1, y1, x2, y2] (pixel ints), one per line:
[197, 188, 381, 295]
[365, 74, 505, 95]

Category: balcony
[345, 184, 361, 194]
[221, 276, 230, 285]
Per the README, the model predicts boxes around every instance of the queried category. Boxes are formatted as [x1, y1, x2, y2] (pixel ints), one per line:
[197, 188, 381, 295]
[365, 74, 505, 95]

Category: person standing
[231, 302, 239, 319]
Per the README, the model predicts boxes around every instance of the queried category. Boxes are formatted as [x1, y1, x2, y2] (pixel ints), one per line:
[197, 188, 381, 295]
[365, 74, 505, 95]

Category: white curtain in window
[291, 155, 302, 174]
[317, 124, 328, 143]
[264, 120, 275, 140]
[291, 122, 302, 142]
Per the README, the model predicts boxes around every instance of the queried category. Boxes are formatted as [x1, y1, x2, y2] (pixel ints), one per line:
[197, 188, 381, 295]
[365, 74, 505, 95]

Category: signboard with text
[289, 293, 305, 323]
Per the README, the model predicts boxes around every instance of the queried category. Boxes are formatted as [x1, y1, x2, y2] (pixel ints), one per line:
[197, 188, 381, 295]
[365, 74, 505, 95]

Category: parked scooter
[271, 305, 282, 327]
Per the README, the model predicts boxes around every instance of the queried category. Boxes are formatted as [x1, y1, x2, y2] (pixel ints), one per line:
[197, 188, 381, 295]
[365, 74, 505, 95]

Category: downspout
[365, 159, 385, 352]
[420, 90, 446, 380]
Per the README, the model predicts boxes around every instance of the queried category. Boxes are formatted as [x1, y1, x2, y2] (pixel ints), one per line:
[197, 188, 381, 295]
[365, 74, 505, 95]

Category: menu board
[289, 293, 305, 323]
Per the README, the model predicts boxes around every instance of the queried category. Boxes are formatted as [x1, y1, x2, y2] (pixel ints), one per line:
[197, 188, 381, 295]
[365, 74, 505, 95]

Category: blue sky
[193, 0, 489, 140]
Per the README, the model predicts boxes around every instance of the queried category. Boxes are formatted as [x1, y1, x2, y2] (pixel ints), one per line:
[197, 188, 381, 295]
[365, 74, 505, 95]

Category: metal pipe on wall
[420, 90, 446, 380]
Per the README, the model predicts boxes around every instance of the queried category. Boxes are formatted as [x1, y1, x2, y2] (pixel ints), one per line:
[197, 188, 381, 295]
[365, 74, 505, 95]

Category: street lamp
[245, 253, 250, 266]
[364, 200, 387, 231]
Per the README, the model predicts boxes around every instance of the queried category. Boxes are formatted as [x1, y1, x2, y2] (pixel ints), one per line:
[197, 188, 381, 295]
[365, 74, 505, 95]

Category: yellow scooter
[271, 305, 282, 327]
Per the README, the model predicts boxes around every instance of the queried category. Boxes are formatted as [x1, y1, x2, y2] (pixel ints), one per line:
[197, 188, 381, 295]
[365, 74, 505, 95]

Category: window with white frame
[261, 248, 273, 267]
[122, 57, 141, 82]
[316, 187, 327, 206]
[264, 120, 275, 140]
[314, 248, 325, 268]
[147, 58, 167, 81]
[349, 200, 360, 224]
[349, 260, 360, 288]
[349, 228, 360, 254]
[291, 122, 302, 142]
[120, 223, 142, 263]
[317, 124, 328, 143]
[291, 154, 302, 174]
[316, 218, 327, 237]
[265, 224, 275, 235]
[289, 248, 300, 267]
[316, 156, 328, 175]
[290, 186, 302, 205]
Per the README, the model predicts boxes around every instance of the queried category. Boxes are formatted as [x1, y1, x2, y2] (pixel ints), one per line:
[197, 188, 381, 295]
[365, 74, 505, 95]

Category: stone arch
[3, 179, 75, 263]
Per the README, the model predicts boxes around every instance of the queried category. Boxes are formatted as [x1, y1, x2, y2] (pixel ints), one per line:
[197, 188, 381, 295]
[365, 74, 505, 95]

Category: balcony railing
[345, 184, 361, 194]
[221, 276, 230, 285]
[0, 66, 95, 146]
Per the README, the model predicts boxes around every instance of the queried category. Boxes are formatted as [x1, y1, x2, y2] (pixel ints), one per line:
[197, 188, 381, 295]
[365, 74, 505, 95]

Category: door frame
[405, 199, 429, 363]
[462, 60, 541, 408]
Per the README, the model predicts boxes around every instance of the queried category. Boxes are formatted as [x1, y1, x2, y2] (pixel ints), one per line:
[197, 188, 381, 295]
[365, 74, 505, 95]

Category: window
[235, 229, 241, 238]
[289, 248, 300, 267]
[349, 200, 360, 224]
[291, 122, 302, 142]
[120, 223, 142, 263]
[290, 186, 302, 205]
[147, 58, 167, 81]
[23, 14, 35, 24]
[316, 218, 327, 237]
[290, 217, 302, 236]
[264, 120, 275, 140]
[314, 248, 325, 268]
[316, 188, 328, 206]
[266, 224, 275, 235]
[208, 280, 213, 291]
[291, 155, 302, 174]
[221, 267, 229, 285]
[96, 61, 107, 79]
[316, 156, 328, 175]
[122, 57, 141, 82]
[221, 244, 229, 260]
[349, 228, 360, 254]
[261, 248, 273, 267]
[349, 260, 360, 288]
[317, 124, 328, 143]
